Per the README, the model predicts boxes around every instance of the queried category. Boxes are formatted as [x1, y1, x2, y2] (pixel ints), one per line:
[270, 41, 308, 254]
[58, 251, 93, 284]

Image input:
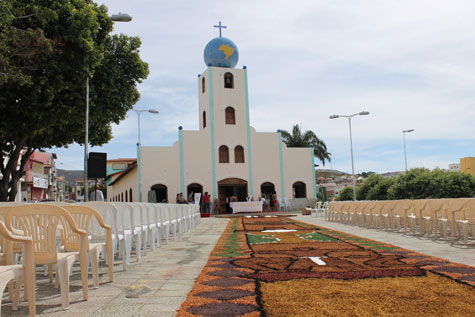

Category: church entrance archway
[187, 183, 203, 203]
[218, 178, 248, 213]
[293, 181, 307, 198]
[260, 182, 275, 196]
[151, 184, 168, 203]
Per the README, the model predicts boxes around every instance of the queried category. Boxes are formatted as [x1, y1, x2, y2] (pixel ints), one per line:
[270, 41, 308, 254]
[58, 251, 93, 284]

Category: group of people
[176, 191, 212, 214]
[260, 191, 277, 211]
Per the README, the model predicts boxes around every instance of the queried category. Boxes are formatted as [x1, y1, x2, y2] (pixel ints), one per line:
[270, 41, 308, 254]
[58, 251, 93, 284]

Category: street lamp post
[84, 13, 132, 202]
[132, 108, 159, 202]
[403, 129, 414, 172]
[329, 110, 370, 201]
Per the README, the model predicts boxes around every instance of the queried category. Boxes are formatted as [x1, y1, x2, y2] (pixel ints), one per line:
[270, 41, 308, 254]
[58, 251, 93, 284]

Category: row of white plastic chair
[325, 199, 475, 245]
[82, 202, 200, 269]
[311, 201, 328, 217]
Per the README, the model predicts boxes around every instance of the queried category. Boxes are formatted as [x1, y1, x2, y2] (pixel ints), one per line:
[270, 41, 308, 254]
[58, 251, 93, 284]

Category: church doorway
[151, 184, 168, 203]
[293, 181, 307, 198]
[187, 183, 203, 203]
[218, 178, 248, 213]
[260, 182, 275, 196]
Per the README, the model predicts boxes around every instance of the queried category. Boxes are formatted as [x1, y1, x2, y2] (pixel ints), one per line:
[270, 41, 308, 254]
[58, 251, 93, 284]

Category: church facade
[108, 34, 316, 211]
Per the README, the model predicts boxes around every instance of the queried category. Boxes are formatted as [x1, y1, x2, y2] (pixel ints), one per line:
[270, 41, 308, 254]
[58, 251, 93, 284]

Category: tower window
[224, 72, 234, 88]
[225, 107, 235, 125]
[202, 77, 206, 93]
[203, 111, 207, 128]
[219, 145, 229, 163]
[234, 146, 245, 163]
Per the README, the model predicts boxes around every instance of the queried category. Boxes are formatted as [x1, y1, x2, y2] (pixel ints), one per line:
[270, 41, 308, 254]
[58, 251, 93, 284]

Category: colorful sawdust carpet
[177, 216, 475, 316]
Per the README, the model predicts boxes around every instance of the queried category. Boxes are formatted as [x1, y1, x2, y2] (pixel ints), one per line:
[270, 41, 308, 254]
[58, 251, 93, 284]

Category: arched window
[202, 77, 205, 93]
[293, 181, 307, 198]
[151, 184, 167, 203]
[224, 72, 234, 88]
[129, 188, 133, 202]
[121, 192, 124, 202]
[203, 111, 207, 128]
[225, 107, 235, 125]
[234, 145, 245, 163]
[125, 190, 128, 202]
[219, 145, 229, 163]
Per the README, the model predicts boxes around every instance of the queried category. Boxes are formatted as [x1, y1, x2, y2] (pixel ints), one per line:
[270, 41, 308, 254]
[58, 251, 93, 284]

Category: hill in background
[57, 169, 83, 187]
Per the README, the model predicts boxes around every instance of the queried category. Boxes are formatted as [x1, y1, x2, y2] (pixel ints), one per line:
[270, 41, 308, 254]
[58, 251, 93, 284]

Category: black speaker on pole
[88, 152, 107, 179]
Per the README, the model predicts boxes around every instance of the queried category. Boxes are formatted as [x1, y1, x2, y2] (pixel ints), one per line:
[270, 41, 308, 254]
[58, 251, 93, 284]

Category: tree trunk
[0, 137, 33, 202]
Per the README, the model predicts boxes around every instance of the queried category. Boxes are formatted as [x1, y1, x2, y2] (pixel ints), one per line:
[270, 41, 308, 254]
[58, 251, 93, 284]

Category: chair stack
[0, 201, 202, 313]
[325, 198, 475, 246]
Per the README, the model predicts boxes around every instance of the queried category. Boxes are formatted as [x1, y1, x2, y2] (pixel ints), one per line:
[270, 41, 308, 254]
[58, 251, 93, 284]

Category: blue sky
[53, 0, 475, 174]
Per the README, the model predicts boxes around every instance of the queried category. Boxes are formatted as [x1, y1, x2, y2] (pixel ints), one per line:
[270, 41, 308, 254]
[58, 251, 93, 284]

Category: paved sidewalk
[3, 217, 229, 316]
[295, 214, 475, 267]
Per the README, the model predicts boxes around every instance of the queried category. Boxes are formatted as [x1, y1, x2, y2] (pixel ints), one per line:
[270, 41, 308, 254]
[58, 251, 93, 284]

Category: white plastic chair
[155, 204, 170, 244]
[84, 202, 127, 270]
[129, 203, 151, 255]
[284, 197, 291, 211]
[0, 219, 35, 316]
[61, 205, 114, 289]
[6, 204, 89, 310]
[112, 203, 142, 264]
[145, 203, 161, 249]
[166, 205, 179, 240]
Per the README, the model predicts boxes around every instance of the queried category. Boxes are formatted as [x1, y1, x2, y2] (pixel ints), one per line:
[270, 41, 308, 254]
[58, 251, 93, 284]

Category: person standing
[204, 192, 211, 213]
[90, 185, 104, 201]
[188, 191, 194, 204]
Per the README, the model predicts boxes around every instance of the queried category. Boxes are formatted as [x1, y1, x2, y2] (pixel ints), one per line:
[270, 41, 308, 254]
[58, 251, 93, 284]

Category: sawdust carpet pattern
[177, 216, 475, 316]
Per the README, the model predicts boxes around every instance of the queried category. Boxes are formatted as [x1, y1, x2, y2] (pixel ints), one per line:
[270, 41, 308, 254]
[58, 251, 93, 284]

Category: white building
[108, 34, 316, 212]
[448, 163, 460, 172]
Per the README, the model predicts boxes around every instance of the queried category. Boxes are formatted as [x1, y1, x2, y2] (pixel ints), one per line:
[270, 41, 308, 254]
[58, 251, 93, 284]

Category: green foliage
[366, 177, 395, 200]
[356, 174, 395, 200]
[337, 186, 354, 201]
[280, 124, 331, 166]
[0, 0, 149, 201]
[387, 168, 475, 199]
[340, 169, 475, 202]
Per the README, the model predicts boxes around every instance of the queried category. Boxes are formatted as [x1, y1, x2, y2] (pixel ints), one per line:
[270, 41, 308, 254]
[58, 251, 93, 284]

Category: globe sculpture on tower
[203, 37, 239, 68]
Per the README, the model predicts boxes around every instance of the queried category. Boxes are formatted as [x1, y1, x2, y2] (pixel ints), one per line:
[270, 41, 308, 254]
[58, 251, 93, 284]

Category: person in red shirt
[204, 192, 211, 213]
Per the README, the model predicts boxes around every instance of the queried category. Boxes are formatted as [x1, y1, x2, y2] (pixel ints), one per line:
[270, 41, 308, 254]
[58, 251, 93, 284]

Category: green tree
[356, 174, 385, 200]
[0, 0, 52, 85]
[0, 0, 149, 201]
[387, 168, 475, 200]
[366, 177, 394, 200]
[337, 186, 354, 201]
[280, 124, 331, 166]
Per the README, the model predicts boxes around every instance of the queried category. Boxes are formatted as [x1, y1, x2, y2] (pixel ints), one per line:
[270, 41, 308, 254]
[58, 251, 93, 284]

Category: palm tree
[280, 124, 331, 166]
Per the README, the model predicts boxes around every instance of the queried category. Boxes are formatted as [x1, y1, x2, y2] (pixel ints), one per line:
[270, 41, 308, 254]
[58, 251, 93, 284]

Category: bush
[337, 186, 354, 201]
[385, 168, 474, 200]
[356, 174, 394, 200]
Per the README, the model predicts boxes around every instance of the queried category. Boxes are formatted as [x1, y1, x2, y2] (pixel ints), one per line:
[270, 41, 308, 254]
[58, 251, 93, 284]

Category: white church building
[108, 29, 316, 212]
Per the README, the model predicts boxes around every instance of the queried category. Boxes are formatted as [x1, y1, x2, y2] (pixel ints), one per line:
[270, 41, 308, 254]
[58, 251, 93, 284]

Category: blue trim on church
[278, 130, 285, 199]
[178, 126, 185, 194]
[244, 67, 254, 197]
[208, 67, 217, 199]
[310, 145, 317, 199]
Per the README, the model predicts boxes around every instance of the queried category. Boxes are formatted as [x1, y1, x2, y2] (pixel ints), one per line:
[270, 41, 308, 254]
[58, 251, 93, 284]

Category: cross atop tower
[213, 21, 227, 37]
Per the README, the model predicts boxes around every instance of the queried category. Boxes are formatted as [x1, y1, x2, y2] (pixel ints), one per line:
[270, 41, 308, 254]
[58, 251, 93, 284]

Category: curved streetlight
[132, 108, 159, 202]
[111, 13, 133, 22]
[84, 13, 133, 202]
[329, 110, 370, 201]
[403, 129, 414, 172]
